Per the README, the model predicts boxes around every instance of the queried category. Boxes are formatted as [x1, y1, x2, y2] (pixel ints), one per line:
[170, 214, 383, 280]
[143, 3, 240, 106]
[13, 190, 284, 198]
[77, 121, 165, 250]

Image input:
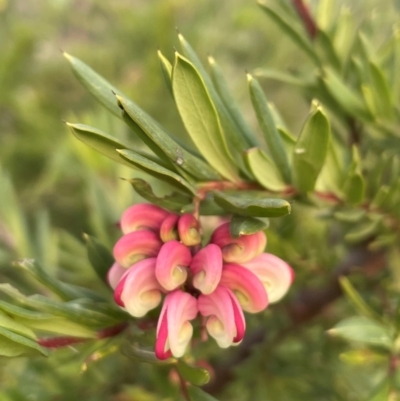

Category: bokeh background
[1, 0, 399, 400]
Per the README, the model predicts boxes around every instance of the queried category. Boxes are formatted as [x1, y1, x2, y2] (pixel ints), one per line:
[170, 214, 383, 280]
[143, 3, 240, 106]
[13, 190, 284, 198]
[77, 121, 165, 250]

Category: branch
[204, 246, 386, 394]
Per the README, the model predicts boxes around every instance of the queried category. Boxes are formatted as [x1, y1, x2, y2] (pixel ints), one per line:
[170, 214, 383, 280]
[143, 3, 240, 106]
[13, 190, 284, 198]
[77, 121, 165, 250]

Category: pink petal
[210, 222, 266, 264]
[155, 241, 192, 291]
[107, 262, 126, 290]
[178, 214, 201, 246]
[160, 214, 180, 242]
[220, 263, 268, 313]
[242, 253, 294, 303]
[155, 290, 198, 359]
[113, 230, 163, 268]
[190, 244, 223, 295]
[120, 204, 169, 234]
[198, 286, 245, 348]
[114, 258, 163, 317]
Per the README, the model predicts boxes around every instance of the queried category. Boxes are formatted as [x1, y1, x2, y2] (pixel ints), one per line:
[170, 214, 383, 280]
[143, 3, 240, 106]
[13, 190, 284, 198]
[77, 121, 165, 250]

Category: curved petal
[198, 286, 245, 348]
[107, 262, 125, 290]
[220, 264, 268, 313]
[120, 204, 170, 234]
[113, 230, 163, 268]
[178, 214, 201, 246]
[155, 290, 198, 360]
[210, 222, 266, 264]
[156, 241, 192, 291]
[242, 253, 294, 303]
[114, 258, 163, 318]
[190, 244, 223, 294]
[160, 214, 180, 242]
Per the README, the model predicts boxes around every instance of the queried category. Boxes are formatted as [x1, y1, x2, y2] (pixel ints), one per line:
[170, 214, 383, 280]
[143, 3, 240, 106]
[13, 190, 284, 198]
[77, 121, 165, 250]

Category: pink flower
[107, 262, 125, 289]
[113, 230, 163, 268]
[190, 244, 222, 295]
[178, 214, 201, 246]
[120, 204, 170, 234]
[160, 214, 180, 242]
[155, 240, 192, 291]
[198, 286, 245, 348]
[155, 290, 198, 359]
[219, 263, 268, 313]
[242, 253, 294, 303]
[114, 258, 163, 317]
[210, 222, 267, 264]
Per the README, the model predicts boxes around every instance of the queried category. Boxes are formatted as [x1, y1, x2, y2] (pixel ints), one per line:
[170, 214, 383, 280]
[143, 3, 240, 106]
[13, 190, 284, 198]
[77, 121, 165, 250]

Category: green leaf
[0, 310, 36, 339]
[322, 67, 373, 121]
[344, 217, 382, 244]
[128, 178, 191, 212]
[243, 148, 288, 192]
[84, 234, 115, 286]
[230, 215, 269, 238]
[333, 7, 355, 62]
[367, 379, 391, 401]
[64, 53, 124, 118]
[121, 341, 175, 365]
[257, 1, 319, 66]
[171, 53, 240, 183]
[213, 191, 290, 218]
[339, 277, 381, 321]
[157, 50, 173, 96]
[342, 146, 365, 205]
[248, 74, 291, 183]
[315, 30, 341, 72]
[208, 56, 259, 148]
[177, 360, 210, 386]
[187, 386, 220, 401]
[117, 149, 196, 194]
[333, 209, 366, 223]
[117, 94, 221, 181]
[328, 316, 393, 350]
[253, 68, 309, 87]
[292, 108, 330, 193]
[0, 327, 48, 356]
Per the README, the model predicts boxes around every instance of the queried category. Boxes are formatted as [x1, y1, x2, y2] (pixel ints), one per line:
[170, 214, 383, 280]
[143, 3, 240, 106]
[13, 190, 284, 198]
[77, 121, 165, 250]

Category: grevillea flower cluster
[107, 204, 294, 360]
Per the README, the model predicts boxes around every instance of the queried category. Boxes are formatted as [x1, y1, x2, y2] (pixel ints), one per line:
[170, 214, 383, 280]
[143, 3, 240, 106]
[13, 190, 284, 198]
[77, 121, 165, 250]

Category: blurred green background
[1, 0, 399, 400]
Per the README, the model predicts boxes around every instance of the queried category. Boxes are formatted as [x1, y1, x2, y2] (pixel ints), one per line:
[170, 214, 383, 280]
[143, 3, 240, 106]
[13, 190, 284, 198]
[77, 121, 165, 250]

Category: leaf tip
[246, 73, 254, 83]
[208, 55, 215, 65]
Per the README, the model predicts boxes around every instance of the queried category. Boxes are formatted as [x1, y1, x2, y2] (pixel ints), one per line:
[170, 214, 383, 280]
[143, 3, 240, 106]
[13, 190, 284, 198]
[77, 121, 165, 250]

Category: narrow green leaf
[0, 300, 53, 320]
[208, 56, 260, 147]
[292, 108, 330, 193]
[322, 68, 373, 121]
[0, 327, 48, 356]
[277, 127, 296, 156]
[339, 277, 381, 321]
[333, 7, 355, 62]
[0, 333, 41, 357]
[333, 209, 366, 223]
[117, 149, 196, 194]
[344, 218, 381, 244]
[117, 94, 221, 181]
[177, 360, 210, 386]
[253, 68, 309, 87]
[243, 148, 288, 192]
[342, 146, 365, 205]
[248, 74, 291, 183]
[187, 386, 220, 401]
[172, 53, 240, 182]
[213, 191, 290, 218]
[230, 215, 269, 238]
[157, 50, 173, 96]
[121, 341, 175, 365]
[128, 178, 191, 212]
[328, 316, 393, 350]
[0, 310, 36, 339]
[84, 234, 115, 286]
[64, 53, 124, 118]
[316, 0, 335, 31]
[371, 186, 390, 210]
[258, 1, 320, 66]
[315, 30, 342, 72]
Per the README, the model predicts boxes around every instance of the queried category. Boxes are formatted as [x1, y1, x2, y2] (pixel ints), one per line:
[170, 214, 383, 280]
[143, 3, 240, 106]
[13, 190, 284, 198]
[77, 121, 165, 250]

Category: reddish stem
[291, 0, 318, 39]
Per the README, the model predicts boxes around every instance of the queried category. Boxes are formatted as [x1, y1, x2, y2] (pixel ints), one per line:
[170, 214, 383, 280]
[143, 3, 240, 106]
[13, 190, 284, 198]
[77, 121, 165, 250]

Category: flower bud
[211, 222, 266, 264]
[120, 204, 169, 234]
[113, 230, 163, 268]
[160, 214, 180, 242]
[178, 214, 201, 246]
[156, 240, 192, 291]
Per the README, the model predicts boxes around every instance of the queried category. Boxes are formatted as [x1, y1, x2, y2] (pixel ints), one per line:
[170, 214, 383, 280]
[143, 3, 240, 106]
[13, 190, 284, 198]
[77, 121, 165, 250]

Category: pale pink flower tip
[210, 222, 266, 264]
[156, 240, 192, 291]
[120, 204, 170, 234]
[190, 244, 222, 295]
[155, 290, 198, 360]
[160, 214, 180, 242]
[242, 253, 294, 303]
[178, 214, 202, 246]
[107, 262, 126, 290]
[113, 230, 163, 268]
